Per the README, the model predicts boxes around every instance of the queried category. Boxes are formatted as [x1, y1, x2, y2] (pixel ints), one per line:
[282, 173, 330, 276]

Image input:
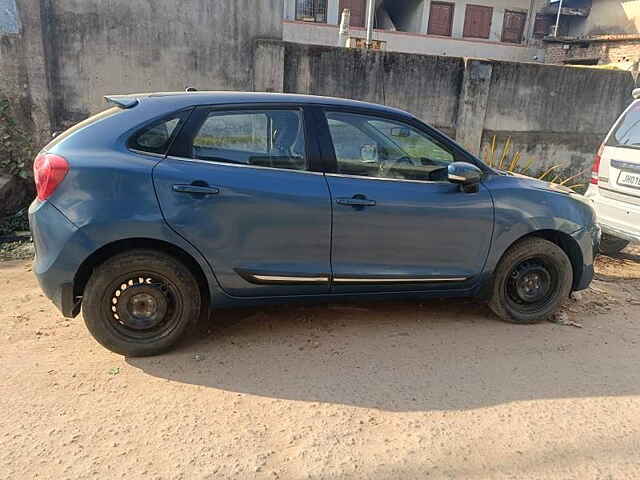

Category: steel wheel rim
[104, 271, 184, 342]
[505, 258, 558, 314]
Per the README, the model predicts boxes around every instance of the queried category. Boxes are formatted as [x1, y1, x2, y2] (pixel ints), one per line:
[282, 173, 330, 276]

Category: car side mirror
[448, 162, 483, 193]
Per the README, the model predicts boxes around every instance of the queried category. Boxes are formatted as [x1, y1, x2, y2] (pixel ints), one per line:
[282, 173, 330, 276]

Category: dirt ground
[1, 248, 640, 480]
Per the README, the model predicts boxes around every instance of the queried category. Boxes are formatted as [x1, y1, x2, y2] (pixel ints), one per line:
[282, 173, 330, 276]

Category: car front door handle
[336, 195, 376, 208]
[172, 184, 220, 196]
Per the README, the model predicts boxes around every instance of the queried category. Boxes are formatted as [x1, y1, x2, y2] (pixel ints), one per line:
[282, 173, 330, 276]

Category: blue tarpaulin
[0, 0, 20, 35]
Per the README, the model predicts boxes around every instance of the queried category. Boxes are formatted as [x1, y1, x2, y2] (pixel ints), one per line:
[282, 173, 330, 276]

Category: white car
[585, 89, 640, 255]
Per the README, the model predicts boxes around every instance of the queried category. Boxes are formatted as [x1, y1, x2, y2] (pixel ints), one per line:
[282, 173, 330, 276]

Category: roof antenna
[185, 87, 198, 92]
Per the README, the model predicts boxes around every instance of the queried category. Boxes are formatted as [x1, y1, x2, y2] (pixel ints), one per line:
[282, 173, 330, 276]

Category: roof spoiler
[633, 88, 640, 100]
[104, 95, 139, 109]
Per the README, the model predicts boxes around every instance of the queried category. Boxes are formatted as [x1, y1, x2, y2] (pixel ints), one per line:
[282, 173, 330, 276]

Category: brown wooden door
[463, 4, 493, 39]
[502, 11, 527, 43]
[339, 0, 366, 28]
[533, 13, 549, 38]
[427, 2, 454, 36]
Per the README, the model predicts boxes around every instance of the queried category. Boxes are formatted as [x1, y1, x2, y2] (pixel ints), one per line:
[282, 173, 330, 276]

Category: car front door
[320, 109, 495, 293]
[153, 105, 332, 297]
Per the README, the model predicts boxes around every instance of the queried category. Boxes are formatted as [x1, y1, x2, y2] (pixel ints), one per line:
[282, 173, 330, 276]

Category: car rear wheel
[489, 237, 573, 324]
[598, 233, 629, 256]
[82, 249, 201, 357]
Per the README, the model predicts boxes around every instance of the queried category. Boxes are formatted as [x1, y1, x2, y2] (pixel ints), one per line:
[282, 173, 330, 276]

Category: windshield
[607, 100, 640, 149]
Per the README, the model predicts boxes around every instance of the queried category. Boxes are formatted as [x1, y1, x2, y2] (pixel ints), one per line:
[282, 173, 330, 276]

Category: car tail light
[33, 153, 69, 201]
[591, 145, 603, 185]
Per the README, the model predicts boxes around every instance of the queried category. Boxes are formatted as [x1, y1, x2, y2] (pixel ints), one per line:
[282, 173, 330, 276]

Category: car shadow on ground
[616, 250, 640, 264]
[127, 293, 640, 412]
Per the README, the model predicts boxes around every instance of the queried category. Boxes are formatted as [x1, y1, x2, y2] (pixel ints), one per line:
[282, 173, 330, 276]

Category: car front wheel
[82, 249, 201, 357]
[489, 237, 573, 324]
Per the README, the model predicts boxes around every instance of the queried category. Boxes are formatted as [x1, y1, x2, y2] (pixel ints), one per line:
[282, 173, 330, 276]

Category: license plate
[618, 170, 640, 189]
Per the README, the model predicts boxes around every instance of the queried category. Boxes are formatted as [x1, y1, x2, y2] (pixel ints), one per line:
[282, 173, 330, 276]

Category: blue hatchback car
[29, 92, 599, 356]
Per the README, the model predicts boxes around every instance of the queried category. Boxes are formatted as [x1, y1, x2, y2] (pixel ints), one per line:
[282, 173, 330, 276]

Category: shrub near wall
[0, 96, 35, 233]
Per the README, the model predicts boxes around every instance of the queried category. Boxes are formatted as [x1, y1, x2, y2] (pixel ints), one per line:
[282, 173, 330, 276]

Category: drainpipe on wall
[365, 0, 375, 47]
[554, 0, 564, 37]
[339, 8, 351, 47]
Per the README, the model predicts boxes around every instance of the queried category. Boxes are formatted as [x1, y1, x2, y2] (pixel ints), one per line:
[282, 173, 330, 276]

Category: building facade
[284, 0, 546, 62]
[542, 0, 640, 68]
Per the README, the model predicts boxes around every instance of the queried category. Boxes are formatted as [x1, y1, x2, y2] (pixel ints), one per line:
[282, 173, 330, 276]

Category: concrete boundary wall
[281, 43, 464, 138]
[0, 0, 51, 146]
[256, 40, 636, 179]
[0, 0, 284, 137]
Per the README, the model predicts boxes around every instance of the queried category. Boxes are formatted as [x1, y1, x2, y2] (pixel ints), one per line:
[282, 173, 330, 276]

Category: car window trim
[128, 148, 167, 159]
[169, 103, 315, 172]
[306, 106, 337, 173]
[164, 154, 325, 176]
[166, 102, 489, 177]
[325, 172, 450, 185]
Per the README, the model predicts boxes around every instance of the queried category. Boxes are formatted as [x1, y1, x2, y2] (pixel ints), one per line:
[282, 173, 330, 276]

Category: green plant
[484, 136, 587, 192]
[0, 209, 29, 236]
[0, 96, 36, 179]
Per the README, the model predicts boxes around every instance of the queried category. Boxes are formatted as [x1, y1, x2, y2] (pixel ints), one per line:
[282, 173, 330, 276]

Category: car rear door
[153, 105, 332, 297]
[318, 108, 494, 293]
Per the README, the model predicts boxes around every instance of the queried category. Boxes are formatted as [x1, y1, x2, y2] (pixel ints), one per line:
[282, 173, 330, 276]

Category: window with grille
[296, 0, 328, 23]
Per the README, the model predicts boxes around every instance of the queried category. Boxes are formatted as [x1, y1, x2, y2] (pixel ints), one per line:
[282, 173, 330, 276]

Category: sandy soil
[1, 249, 640, 479]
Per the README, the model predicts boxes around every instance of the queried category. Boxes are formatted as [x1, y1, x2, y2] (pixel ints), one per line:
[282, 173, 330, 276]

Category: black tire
[598, 233, 629, 256]
[82, 249, 201, 357]
[489, 237, 573, 324]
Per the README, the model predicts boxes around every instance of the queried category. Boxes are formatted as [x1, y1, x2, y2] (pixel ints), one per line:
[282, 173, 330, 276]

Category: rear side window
[189, 109, 306, 171]
[194, 113, 269, 154]
[129, 111, 190, 155]
[607, 101, 640, 149]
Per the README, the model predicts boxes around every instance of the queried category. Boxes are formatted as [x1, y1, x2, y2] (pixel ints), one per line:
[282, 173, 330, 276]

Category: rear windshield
[43, 107, 121, 151]
[607, 101, 640, 149]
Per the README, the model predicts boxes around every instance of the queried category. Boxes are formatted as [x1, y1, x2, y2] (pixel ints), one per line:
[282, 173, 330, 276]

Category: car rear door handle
[172, 184, 220, 196]
[336, 195, 376, 207]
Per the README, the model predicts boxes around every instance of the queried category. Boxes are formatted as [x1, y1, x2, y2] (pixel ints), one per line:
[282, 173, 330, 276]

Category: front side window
[607, 101, 640, 149]
[191, 109, 306, 171]
[325, 111, 455, 182]
[129, 112, 188, 155]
